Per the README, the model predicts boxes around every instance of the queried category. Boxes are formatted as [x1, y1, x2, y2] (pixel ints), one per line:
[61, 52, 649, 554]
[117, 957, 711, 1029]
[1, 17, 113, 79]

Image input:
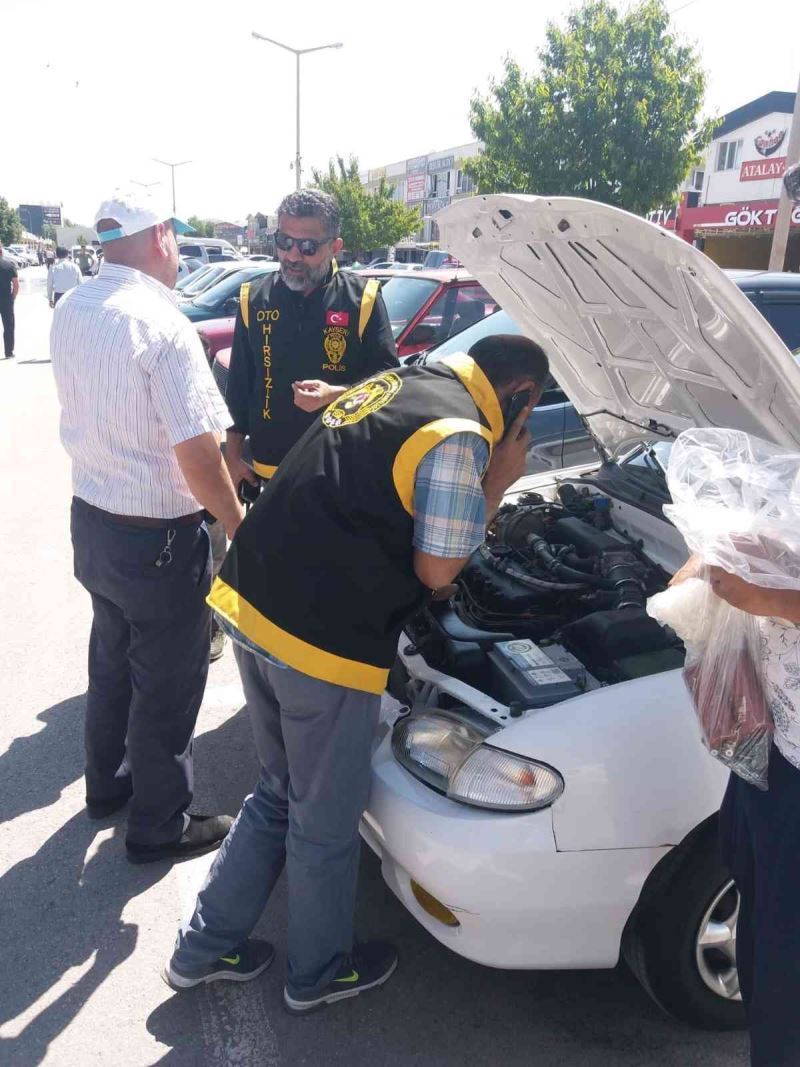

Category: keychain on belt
[155, 528, 176, 568]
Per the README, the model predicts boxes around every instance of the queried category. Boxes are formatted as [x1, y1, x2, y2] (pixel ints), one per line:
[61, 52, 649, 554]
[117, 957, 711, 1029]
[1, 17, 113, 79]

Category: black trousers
[71, 497, 212, 845]
[0, 300, 14, 356]
[720, 744, 800, 1066]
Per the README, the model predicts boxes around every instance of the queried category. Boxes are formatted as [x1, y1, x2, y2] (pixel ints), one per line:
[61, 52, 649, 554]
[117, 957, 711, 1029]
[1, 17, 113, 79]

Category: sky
[5, 0, 799, 228]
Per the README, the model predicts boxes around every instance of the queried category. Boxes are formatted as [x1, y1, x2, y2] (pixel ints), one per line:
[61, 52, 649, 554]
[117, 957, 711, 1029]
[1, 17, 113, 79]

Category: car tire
[635, 833, 746, 1031]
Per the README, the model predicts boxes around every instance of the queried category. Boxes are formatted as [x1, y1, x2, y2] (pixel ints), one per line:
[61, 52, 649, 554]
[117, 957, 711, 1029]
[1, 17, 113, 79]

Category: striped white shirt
[51, 262, 231, 518]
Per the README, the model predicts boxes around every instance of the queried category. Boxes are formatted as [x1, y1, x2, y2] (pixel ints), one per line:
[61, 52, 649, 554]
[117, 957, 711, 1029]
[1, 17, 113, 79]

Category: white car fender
[485, 669, 729, 852]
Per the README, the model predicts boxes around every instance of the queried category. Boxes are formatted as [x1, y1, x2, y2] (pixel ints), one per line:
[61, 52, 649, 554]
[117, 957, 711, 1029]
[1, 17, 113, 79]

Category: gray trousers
[174, 643, 380, 995]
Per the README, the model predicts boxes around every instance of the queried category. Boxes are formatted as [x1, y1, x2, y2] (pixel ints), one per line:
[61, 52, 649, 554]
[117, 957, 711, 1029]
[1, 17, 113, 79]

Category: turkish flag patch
[326, 310, 350, 327]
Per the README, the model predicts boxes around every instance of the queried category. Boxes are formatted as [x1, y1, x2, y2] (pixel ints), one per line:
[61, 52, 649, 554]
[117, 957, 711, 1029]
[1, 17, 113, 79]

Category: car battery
[488, 639, 593, 709]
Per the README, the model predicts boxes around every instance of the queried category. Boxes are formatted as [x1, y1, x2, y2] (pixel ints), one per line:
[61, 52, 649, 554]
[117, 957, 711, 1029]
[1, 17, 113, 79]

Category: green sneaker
[164, 937, 275, 990]
[284, 942, 398, 1014]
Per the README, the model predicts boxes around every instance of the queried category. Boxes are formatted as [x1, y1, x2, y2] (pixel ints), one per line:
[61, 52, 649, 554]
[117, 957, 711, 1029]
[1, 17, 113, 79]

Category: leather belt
[89, 503, 204, 528]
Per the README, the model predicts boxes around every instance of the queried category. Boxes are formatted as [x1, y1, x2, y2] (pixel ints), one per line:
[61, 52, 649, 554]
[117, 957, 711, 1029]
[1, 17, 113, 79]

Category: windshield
[178, 264, 225, 295]
[193, 267, 265, 309]
[425, 309, 520, 362]
[621, 440, 673, 481]
[379, 277, 439, 339]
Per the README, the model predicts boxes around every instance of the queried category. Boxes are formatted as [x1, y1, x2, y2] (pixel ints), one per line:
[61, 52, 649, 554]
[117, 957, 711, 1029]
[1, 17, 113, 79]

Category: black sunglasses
[274, 231, 335, 257]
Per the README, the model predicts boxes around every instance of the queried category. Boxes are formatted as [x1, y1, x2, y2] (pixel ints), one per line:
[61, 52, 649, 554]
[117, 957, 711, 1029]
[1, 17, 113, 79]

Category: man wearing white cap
[50, 189, 244, 864]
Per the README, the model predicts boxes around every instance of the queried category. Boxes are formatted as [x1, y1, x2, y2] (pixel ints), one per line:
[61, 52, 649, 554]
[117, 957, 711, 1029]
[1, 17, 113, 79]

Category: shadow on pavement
[0, 811, 167, 1066]
[0, 694, 85, 824]
[15, 358, 52, 365]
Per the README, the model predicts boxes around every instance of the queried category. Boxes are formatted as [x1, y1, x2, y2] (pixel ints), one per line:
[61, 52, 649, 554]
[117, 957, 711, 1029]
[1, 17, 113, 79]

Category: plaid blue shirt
[218, 431, 490, 666]
[412, 432, 490, 558]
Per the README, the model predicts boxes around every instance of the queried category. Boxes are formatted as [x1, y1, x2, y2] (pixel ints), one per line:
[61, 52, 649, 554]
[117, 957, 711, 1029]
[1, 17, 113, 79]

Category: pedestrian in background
[0, 243, 19, 359]
[50, 188, 244, 864]
[47, 246, 82, 308]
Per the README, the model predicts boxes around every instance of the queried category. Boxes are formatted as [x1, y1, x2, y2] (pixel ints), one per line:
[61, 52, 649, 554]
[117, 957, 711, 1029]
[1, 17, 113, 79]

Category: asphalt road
[0, 266, 750, 1066]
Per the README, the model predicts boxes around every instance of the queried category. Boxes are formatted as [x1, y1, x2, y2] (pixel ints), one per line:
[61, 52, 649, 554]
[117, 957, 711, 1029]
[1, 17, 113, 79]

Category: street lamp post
[152, 159, 192, 215]
[251, 33, 343, 190]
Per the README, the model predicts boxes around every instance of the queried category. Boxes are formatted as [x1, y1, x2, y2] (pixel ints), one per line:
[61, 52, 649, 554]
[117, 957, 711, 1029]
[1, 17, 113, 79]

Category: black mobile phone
[238, 478, 261, 506]
[504, 390, 531, 438]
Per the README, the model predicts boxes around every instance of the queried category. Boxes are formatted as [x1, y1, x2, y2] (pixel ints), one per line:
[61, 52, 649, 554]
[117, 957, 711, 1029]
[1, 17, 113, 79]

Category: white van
[177, 237, 241, 264]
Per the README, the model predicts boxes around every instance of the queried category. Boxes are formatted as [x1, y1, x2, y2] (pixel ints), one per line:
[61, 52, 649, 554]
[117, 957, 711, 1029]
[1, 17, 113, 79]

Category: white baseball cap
[94, 187, 194, 244]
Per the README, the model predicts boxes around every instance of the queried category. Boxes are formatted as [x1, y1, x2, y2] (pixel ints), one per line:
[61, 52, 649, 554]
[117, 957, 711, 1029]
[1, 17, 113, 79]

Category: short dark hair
[56, 245, 68, 258]
[468, 334, 550, 389]
[277, 190, 339, 237]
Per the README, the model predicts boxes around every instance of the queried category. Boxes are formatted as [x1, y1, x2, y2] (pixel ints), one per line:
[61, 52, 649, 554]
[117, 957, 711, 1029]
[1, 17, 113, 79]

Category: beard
[279, 256, 332, 292]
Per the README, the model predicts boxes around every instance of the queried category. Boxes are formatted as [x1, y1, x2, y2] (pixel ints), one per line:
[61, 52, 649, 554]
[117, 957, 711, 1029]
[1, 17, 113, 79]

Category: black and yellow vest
[208, 353, 504, 694]
[237, 266, 383, 478]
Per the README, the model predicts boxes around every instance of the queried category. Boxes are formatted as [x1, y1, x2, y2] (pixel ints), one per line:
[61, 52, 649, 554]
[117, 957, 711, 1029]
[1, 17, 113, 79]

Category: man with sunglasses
[223, 190, 398, 492]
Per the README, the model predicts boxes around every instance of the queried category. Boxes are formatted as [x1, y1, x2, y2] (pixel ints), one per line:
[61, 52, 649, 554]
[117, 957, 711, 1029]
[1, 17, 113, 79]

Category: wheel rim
[695, 878, 741, 1001]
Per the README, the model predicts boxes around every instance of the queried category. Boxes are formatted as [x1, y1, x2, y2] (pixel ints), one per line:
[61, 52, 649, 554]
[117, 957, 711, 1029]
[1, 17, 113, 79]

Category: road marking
[175, 855, 280, 1067]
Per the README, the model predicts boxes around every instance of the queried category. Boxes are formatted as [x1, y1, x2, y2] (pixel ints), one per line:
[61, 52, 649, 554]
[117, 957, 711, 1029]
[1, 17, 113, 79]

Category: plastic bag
[648, 427, 800, 789]
[663, 428, 800, 591]
[648, 579, 772, 789]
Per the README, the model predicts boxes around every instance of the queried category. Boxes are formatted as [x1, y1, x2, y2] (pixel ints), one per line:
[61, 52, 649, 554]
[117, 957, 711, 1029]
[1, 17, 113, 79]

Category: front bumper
[362, 731, 669, 970]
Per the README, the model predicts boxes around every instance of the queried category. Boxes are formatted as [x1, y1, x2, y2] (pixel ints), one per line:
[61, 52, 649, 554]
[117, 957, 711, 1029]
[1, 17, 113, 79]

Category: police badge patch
[322, 372, 402, 428]
[323, 326, 348, 365]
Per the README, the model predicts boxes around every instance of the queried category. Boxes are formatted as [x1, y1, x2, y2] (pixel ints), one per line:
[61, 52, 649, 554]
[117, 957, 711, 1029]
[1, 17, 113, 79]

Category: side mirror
[222, 296, 240, 316]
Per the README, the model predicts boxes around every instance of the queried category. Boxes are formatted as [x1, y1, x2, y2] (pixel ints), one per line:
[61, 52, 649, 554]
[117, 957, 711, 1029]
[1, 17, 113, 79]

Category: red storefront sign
[740, 157, 787, 182]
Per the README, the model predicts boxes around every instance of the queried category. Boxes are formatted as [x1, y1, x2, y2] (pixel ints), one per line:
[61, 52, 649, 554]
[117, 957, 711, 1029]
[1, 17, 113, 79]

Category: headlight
[392, 712, 485, 792]
[448, 746, 564, 811]
[391, 712, 564, 812]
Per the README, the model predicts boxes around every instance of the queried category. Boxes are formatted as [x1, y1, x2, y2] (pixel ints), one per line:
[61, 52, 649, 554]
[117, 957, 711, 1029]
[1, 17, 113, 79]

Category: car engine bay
[402, 485, 685, 713]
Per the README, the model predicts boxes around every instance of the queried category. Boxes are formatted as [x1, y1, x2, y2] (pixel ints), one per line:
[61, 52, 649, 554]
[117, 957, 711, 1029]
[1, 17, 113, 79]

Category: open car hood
[437, 195, 800, 456]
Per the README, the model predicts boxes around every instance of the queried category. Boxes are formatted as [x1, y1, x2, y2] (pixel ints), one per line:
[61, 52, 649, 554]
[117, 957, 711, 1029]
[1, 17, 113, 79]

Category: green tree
[467, 0, 717, 215]
[0, 198, 23, 246]
[311, 156, 421, 253]
[42, 224, 57, 242]
[186, 216, 216, 238]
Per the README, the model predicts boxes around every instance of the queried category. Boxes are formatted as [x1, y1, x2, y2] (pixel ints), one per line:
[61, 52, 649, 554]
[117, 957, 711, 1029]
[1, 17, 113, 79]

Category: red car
[198, 268, 500, 368]
[196, 316, 236, 366]
[360, 268, 499, 361]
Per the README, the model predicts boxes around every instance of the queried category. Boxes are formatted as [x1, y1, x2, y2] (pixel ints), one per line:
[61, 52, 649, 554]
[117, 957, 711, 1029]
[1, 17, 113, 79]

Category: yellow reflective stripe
[239, 281, 251, 329]
[208, 578, 390, 695]
[358, 279, 380, 340]
[252, 461, 278, 478]
[331, 258, 339, 275]
[392, 418, 493, 517]
[439, 353, 504, 443]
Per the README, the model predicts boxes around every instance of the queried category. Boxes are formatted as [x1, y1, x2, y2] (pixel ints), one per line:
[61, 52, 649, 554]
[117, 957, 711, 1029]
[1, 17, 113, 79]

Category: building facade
[361, 141, 482, 250]
[648, 92, 798, 270]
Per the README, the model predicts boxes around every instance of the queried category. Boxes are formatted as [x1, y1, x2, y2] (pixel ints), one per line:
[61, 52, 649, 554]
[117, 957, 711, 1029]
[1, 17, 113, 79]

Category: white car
[361, 194, 800, 1031]
[8, 245, 35, 266]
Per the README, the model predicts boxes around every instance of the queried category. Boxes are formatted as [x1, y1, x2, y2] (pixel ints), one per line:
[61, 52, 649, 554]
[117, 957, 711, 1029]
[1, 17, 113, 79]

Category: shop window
[457, 170, 475, 194]
[715, 140, 742, 172]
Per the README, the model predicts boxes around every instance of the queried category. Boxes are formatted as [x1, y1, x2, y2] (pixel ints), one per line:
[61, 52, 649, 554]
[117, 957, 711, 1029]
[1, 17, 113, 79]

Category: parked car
[246, 254, 275, 262]
[198, 317, 237, 368]
[361, 268, 500, 361]
[361, 194, 800, 1032]
[8, 244, 37, 266]
[729, 269, 800, 353]
[177, 237, 241, 264]
[179, 263, 278, 324]
[175, 262, 239, 301]
[423, 310, 599, 474]
[422, 249, 462, 269]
